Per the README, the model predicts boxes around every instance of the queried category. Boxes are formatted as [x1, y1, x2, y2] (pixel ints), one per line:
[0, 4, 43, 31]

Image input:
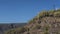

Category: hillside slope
[0, 23, 26, 34]
[5, 9, 60, 34]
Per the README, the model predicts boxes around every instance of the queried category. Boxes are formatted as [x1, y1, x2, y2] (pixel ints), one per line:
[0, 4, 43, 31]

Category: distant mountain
[5, 9, 60, 34]
[0, 23, 27, 34]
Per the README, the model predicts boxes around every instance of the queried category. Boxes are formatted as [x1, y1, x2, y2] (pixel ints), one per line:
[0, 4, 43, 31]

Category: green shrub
[44, 31, 49, 34]
[38, 11, 49, 18]
[28, 17, 37, 24]
[5, 29, 16, 34]
[44, 25, 50, 34]
[48, 10, 55, 17]
[54, 12, 60, 17]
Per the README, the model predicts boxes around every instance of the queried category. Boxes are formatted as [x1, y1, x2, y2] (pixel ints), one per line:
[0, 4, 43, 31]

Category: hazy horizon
[0, 0, 60, 23]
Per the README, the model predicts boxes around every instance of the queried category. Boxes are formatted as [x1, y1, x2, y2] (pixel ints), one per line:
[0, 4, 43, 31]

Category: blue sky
[0, 0, 60, 23]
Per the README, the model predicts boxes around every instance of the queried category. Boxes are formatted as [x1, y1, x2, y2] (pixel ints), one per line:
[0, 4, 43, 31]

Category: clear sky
[0, 0, 60, 23]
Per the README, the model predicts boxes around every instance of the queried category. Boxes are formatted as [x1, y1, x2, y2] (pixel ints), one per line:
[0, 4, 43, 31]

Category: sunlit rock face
[23, 17, 60, 34]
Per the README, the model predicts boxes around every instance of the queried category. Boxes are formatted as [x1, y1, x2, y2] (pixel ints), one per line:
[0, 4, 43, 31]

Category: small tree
[10, 24, 14, 29]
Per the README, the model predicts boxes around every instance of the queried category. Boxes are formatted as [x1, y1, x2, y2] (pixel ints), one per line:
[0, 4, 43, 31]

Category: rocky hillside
[5, 9, 60, 34]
